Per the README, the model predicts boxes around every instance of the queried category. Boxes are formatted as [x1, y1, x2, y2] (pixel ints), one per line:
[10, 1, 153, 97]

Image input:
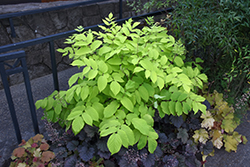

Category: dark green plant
[128, 0, 250, 103]
[171, 0, 250, 98]
[126, 0, 169, 13]
[35, 13, 208, 155]
[10, 134, 55, 167]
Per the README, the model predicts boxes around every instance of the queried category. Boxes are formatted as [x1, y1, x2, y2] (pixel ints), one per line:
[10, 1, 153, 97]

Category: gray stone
[62, 55, 73, 65]
[67, 7, 83, 30]
[49, 9, 68, 30]
[24, 12, 56, 36]
[82, 15, 101, 27]
[82, 4, 99, 16]
[122, 11, 132, 19]
[28, 64, 51, 80]
[42, 45, 63, 69]
[114, 0, 133, 13]
[98, 1, 115, 18]
[0, 22, 11, 46]
[25, 45, 47, 66]
[57, 62, 71, 72]
[11, 24, 36, 42]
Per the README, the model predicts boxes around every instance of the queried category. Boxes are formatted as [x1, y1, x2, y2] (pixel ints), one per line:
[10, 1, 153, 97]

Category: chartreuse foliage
[36, 13, 207, 155]
[193, 90, 247, 163]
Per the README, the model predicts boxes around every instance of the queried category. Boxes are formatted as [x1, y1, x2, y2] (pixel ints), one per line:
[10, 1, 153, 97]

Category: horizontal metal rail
[0, 9, 171, 54]
[0, 0, 109, 19]
[0, 0, 112, 37]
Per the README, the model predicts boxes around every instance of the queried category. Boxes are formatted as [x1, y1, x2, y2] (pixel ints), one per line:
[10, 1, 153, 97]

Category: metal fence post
[0, 50, 39, 143]
[20, 57, 39, 134]
[119, 0, 123, 19]
[49, 41, 59, 91]
[9, 18, 16, 38]
[0, 63, 21, 143]
[0, 53, 22, 143]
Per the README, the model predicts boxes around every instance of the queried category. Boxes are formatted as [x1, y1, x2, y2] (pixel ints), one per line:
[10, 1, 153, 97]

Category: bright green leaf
[54, 103, 62, 115]
[67, 108, 83, 120]
[169, 101, 176, 115]
[98, 61, 108, 73]
[71, 60, 85, 67]
[118, 129, 129, 148]
[81, 112, 93, 126]
[174, 56, 184, 67]
[161, 101, 170, 115]
[138, 85, 149, 102]
[91, 40, 102, 51]
[134, 67, 144, 73]
[98, 75, 107, 92]
[121, 125, 135, 145]
[157, 77, 165, 90]
[104, 101, 120, 118]
[110, 81, 121, 96]
[175, 101, 183, 116]
[182, 102, 191, 114]
[107, 133, 122, 155]
[131, 118, 149, 135]
[68, 73, 80, 87]
[85, 106, 99, 121]
[72, 116, 85, 135]
[88, 69, 98, 80]
[99, 46, 112, 55]
[100, 126, 118, 137]
[148, 137, 157, 154]
[81, 86, 89, 101]
[121, 96, 134, 112]
[150, 71, 157, 83]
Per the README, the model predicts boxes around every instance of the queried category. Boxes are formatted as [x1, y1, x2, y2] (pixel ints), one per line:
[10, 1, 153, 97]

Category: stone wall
[0, 0, 138, 89]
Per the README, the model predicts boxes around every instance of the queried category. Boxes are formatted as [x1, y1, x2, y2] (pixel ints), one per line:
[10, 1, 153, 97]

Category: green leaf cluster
[36, 13, 207, 155]
[168, 0, 250, 100]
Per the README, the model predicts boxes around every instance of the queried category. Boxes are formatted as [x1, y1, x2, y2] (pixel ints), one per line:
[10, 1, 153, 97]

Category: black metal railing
[0, 51, 39, 143]
[0, 0, 112, 37]
[0, 0, 171, 143]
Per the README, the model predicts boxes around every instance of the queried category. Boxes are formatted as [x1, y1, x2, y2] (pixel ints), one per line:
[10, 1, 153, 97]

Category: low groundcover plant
[10, 134, 55, 167]
[35, 13, 208, 156]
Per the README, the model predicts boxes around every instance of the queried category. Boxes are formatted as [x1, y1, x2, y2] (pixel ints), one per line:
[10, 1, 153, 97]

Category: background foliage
[129, 0, 250, 106]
